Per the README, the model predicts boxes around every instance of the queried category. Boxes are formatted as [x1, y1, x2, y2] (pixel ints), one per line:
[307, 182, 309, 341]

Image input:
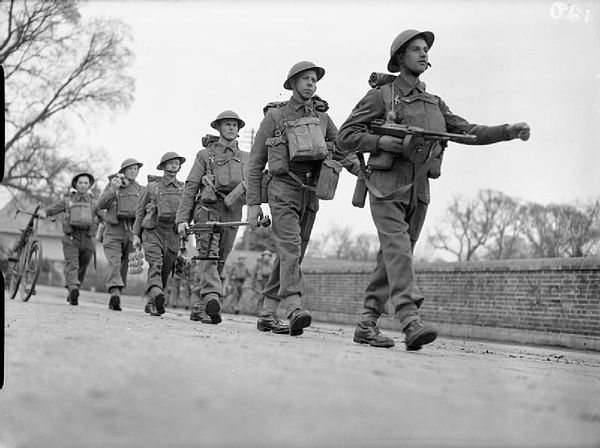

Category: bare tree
[428, 190, 499, 261]
[481, 191, 528, 259]
[322, 225, 354, 259]
[562, 201, 600, 257]
[521, 201, 600, 258]
[1, 0, 134, 201]
[348, 233, 379, 261]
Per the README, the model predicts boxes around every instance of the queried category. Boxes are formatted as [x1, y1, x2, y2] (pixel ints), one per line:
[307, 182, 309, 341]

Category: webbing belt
[286, 171, 317, 192]
[356, 152, 430, 200]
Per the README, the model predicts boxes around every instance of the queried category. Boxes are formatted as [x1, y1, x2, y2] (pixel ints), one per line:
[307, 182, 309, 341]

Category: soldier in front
[337, 29, 530, 350]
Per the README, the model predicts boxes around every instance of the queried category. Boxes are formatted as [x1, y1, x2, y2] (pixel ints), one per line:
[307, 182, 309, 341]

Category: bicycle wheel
[20, 241, 43, 302]
[8, 257, 22, 300]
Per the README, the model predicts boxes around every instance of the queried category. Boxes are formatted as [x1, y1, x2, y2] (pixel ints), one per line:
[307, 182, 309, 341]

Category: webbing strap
[356, 152, 430, 200]
[286, 171, 317, 192]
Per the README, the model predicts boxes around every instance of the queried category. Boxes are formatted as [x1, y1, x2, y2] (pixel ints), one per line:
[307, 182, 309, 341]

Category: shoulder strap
[202, 145, 216, 175]
[380, 83, 396, 122]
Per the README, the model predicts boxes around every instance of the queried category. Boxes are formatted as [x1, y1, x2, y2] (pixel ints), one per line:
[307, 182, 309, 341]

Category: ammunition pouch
[200, 174, 218, 203]
[68, 201, 94, 229]
[266, 134, 289, 175]
[405, 136, 430, 165]
[285, 116, 327, 162]
[368, 151, 394, 170]
[156, 187, 181, 223]
[213, 155, 243, 193]
[116, 188, 140, 219]
[427, 142, 445, 179]
[141, 202, 157, 230]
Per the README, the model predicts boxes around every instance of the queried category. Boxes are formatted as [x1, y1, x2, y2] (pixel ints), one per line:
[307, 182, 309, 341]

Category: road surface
[2, 285, 600, 448]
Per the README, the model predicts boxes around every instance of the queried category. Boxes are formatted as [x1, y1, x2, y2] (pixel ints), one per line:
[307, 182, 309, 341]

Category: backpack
[202, 143, 245, 194]
[155, 181, 183, 222]
[116, 183, 141, 219]
[68, 194, 94, 228]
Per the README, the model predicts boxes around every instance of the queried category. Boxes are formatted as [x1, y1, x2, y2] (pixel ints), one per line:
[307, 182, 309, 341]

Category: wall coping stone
[303, 256, 600, 274]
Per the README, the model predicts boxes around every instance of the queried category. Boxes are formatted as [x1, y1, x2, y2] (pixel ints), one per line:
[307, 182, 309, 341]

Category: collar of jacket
[213, 139, 240, 156]
[70, 190, 93, 200]
[161, 175, 179, 187]
[393, 73, 427, 96]
[288, 95, 314, 112]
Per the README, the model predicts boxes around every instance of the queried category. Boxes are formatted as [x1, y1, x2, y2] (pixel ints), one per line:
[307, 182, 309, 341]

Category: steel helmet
[387, 29, 435, 73]
[210, 110, 245, 130]
[119, 158, 143, 173]
[283, 61, 325, 90]
[156, 151, 186, 170]
[71, 172, 95, 189]
[261, 250, 272, 257]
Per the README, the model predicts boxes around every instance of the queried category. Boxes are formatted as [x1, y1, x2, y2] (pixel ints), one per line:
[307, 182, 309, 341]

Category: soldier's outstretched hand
[247, 205, 263, 227]
[507, 122, 530, 141]
[132, 235, 142, 250]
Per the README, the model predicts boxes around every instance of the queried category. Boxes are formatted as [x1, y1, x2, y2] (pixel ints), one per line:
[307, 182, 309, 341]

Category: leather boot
[403, 318, 437, 351]
[288, 309, 312, 336]
[204, 294, 222, 324]
[257, 314, 290, 334]
[108, 287, 122, 311]
[353, 321, 395, 348]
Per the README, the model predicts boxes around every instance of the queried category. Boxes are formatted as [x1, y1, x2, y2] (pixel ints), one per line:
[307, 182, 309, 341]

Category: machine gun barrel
[370, 119, 477, 144]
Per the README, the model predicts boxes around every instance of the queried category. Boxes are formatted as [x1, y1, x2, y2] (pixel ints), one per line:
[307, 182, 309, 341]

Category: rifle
[367, 119, 477, 168]
[370, 119, 477, 144]
[183, 216, 272, 260]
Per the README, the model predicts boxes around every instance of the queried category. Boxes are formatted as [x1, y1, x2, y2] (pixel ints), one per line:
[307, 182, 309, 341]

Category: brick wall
[303, 257, 600, 351]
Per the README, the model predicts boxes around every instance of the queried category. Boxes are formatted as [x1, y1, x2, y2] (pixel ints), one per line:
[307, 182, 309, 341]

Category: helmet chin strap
[164, 167, 179, 176]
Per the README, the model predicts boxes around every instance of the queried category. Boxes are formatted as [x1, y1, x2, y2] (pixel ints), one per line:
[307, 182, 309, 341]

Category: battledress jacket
[246, 95, 359, 206]
[336, 73, 511, 204]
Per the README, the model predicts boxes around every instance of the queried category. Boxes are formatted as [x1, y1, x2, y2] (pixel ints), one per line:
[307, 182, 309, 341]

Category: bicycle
[7, 204, 44, 302]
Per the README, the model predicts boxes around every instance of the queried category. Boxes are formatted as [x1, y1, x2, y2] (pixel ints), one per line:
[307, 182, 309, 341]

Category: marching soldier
[246, 61, 359, 336]
[132, 152, 185, 316]
[337, 29, 530, 350]
[226, 255, 250, 314]
[97, 158, 144, 311]
[176, 111, 249, 324]
[39, 172, 103, 305]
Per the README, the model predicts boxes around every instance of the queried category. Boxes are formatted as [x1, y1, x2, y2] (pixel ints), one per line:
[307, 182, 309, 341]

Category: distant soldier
[176, 111, 249, 324]
[39, 172, 103, 305]
[132, 152, 186, 317]
[337, 29, 530, 350]
[97, 158, 144, 311]
[226, 255, 250, 314]
[252, 250, 273, 314]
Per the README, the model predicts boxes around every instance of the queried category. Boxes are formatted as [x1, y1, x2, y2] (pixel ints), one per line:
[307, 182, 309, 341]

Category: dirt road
[2, 286, 600, 448]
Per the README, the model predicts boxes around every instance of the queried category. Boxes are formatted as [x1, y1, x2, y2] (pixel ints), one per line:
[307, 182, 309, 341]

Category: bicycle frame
[8, 205, 43, 301]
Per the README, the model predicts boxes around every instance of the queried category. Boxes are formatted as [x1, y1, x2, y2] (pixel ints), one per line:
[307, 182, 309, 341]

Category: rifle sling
[356, 152, 430, 200]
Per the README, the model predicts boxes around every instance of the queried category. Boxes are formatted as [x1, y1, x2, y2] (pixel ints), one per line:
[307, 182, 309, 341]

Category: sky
[63, 0, 600, 257]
